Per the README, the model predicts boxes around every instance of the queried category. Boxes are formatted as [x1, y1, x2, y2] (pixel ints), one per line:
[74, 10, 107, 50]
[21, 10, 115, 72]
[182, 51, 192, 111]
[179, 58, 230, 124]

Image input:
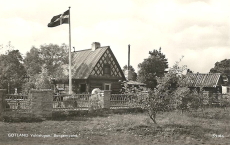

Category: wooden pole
[128, 44, 130, 70]
[68, 7, 72, 94]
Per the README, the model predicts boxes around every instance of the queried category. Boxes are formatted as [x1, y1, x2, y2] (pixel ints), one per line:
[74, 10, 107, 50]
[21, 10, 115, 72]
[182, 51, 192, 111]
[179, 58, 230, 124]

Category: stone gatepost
[0, 89, 6, 120]
[101, 90, 111, 109]
[30, 89, 53, 118]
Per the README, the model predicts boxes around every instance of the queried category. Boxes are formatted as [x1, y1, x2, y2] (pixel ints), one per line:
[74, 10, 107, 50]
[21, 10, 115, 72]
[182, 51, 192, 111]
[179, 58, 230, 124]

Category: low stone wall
[0, 89, 6, 120]
[30, 89, 53, 118]
[1, 89, 53, 121]
[102, 90, 111, 109]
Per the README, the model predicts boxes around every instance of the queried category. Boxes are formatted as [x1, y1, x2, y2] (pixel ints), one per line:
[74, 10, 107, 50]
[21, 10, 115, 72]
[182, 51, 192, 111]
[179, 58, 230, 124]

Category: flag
[48, 10, 69, 27]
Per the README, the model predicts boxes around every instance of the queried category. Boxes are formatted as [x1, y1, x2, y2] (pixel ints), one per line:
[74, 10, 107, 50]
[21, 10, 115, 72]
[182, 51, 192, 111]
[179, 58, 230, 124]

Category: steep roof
[185, 73, 221, 87]
[71, 46, 125, 80]
[71, 46, 108, 79]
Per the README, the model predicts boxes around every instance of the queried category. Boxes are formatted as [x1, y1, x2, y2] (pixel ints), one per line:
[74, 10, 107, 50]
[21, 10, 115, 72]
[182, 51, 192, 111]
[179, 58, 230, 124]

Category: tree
[24, 46, 43, 77]
[34, 65, 52, 89]
[137, 47, 168, 89]
[210, 59, 230, 74]
[141, 57, 187, 124]
[39, 43, 68, 77]
[24, 43, 68, 78]
[122, 65, 137, 81]
[0, 49, 26, 93]
[23, 43, 68, 91]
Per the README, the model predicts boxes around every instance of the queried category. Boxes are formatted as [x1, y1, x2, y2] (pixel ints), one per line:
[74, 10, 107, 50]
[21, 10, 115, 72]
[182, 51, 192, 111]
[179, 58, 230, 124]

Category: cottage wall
[89, 79, 122, 94]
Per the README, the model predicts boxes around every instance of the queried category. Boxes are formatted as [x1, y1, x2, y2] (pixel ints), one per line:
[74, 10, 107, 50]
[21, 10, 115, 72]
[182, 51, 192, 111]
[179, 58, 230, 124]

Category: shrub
[88, 88, 104, 112]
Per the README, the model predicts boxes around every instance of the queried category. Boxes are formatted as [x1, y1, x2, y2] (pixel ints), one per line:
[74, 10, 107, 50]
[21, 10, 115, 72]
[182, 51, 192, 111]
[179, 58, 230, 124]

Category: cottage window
[104, 83, 111, 90]
[103, 64, 111, 75]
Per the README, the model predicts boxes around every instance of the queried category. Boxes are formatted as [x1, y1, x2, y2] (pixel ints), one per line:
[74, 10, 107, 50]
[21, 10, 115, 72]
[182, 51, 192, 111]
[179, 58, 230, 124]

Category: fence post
[30, 89, 53, 118]
[0, 89, 6, 121]
[102, 90, 111, 109]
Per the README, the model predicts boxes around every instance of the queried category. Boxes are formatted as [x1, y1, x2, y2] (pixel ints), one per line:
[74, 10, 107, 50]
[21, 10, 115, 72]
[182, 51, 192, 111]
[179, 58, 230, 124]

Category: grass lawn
[1, 108, 230, 145]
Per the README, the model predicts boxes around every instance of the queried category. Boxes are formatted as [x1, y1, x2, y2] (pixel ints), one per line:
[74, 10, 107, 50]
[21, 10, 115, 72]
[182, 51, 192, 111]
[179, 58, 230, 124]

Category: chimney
[91, 42, 101, 51]
[125, 44, 133, 81]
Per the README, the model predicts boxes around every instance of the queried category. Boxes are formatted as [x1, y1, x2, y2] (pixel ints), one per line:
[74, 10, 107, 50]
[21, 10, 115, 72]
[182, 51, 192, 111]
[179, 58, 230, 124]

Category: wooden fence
[3, 92, 148, 112]
[4, 94, 30, 111]
[110, 94, 147, 109]
[53, 94, 91, 110]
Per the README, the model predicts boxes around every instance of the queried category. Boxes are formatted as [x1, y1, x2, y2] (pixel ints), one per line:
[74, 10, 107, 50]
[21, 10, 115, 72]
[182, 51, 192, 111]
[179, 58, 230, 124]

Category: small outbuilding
[185, 73, 230, 95]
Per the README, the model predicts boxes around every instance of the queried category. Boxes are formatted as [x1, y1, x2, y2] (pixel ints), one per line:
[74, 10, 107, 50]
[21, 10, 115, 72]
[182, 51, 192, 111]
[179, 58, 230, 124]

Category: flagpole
[68, 6, 72, 94]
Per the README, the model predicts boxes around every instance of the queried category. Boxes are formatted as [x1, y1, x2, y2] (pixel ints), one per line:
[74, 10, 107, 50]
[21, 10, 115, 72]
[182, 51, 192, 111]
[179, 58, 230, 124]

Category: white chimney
[91, 42, 101, 51]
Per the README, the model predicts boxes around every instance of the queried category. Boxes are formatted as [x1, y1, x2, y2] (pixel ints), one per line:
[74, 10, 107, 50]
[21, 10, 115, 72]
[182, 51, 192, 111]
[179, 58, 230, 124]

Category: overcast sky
[0, 0, 229, 73]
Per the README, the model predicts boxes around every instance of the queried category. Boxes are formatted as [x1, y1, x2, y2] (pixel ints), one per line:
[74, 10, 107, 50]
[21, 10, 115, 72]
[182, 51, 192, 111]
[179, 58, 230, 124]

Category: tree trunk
[148, 110, 157, 124]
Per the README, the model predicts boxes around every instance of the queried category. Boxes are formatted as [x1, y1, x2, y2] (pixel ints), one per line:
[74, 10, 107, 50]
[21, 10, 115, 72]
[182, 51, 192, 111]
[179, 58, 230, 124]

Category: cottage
[55, 42, 126, 94]
[185, 73, 230, 95]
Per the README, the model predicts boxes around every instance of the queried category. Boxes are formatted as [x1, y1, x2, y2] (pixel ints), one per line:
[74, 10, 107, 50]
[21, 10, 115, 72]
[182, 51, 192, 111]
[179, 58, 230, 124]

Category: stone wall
[102, 90, 111, 109]
[30, 89, 53, 118]
[0, 89, 53, 120]
[0, 89, 6, 120]
[1, 88, 113, 120]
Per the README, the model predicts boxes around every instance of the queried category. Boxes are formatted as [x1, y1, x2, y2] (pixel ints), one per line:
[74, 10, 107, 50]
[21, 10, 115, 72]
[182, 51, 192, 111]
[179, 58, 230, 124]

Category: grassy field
[1, 108, 230, 145]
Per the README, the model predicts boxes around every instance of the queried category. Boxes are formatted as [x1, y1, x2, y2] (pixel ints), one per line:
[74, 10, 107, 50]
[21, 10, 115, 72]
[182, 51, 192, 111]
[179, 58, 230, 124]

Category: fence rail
[3, 92, 149, 112]
[4, 94, 30, 111]
[110, 93, 148, 109]
[53, 94, 91, 110]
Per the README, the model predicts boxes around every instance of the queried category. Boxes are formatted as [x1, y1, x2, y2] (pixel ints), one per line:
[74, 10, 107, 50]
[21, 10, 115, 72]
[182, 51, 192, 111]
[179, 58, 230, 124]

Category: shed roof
[185, 73, 221, 87]
[126, 80, 146, 86]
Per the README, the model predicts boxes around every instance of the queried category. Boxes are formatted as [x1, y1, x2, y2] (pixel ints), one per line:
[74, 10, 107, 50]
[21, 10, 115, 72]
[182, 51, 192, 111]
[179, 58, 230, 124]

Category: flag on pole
[48, 10, 69, 27]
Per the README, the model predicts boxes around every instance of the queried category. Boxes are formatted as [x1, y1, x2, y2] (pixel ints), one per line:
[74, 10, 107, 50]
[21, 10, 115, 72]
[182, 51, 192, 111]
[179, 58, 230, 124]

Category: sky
[0, 0, 229, 73]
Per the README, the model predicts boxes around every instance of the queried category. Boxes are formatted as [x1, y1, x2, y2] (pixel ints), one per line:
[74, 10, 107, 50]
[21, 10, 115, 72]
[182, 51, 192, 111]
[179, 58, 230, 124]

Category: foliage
[22, 43, 68, 91]
[21, 82, 35, 94]
[210, 59, 230, 85]
[137, 47, 168, 89]
[0, 49, 26, 93]
[34, 65, 52, 89]
[210, 59, 230, 74]
[88, 88, 104, 112]
[141, 56, 187, 124]
[24, 43, 68, 78]
[120, 80, 147, 94]
[122, 65, 137, 81]
[176, 88, 205, 112]
[23, 46, 43, 77]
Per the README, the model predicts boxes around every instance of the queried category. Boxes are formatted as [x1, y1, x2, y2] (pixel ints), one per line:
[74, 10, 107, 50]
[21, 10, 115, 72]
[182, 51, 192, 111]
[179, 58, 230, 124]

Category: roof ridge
[73, 49, 91, 52]
[187, 73, 221, 75]
[72, 46, 109, 53]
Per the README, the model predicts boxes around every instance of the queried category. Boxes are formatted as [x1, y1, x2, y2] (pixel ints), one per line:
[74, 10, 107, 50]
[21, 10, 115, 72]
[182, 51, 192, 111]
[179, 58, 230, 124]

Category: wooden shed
[185, 73, 224, 94]
[55, 42, 126, 94]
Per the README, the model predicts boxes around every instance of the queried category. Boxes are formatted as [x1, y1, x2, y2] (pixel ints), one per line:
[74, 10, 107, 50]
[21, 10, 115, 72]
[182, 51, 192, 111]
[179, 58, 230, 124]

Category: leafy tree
[23, 43, 68, 91]
[39, 43, 68, 77]
[137, 47, 168, 89]
[210, 59, 230, 76]
[24, 43, 68, 78]
[122, 65, 137, 81]
[0, 49, 26, 93]
[141, 57, 188, 124]
[34, 65, 52, 89]
[23, 46, 43, 77]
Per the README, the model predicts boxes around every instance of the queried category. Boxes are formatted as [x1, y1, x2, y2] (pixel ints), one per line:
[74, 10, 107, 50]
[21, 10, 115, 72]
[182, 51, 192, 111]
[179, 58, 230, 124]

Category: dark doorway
[80, 84, 87, 93]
